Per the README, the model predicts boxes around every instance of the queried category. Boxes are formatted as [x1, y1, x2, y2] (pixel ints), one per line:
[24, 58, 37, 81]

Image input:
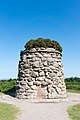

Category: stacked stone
[16, 48, 66, 99]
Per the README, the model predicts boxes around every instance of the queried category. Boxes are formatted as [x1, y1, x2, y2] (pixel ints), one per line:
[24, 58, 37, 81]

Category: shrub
[0, 79, 16, 93]
[65, 77, 80, 92]
[24, 38, 62, 52]
[65, 77, 80, 82]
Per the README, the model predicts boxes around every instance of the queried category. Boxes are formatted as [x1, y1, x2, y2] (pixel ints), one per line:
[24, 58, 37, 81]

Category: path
[0, 92, 80, 120]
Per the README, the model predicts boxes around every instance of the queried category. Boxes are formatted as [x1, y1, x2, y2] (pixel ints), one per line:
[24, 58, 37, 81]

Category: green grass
[65, 81, 80, 94]
[67, 104, 80, 120]
[0, 102, 20, 120]
[67, 89, 80, 94]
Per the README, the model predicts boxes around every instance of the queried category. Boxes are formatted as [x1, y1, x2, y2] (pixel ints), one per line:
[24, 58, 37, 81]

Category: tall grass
[0, 102, 20, 120]
[67, 104, 80, 120]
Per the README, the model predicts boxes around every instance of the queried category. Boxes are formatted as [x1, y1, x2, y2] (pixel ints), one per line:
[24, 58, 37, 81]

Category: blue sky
[0, 0, 80, 79]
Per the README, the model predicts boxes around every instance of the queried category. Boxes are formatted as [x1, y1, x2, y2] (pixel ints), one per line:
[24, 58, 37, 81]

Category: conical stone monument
[16, 38, 66, 100]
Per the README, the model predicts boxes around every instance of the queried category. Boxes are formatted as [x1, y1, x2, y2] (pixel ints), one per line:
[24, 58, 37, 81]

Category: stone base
[16, 90, 67, 100]
[16, 47, 66, 100]
[16, 94, 67, 103]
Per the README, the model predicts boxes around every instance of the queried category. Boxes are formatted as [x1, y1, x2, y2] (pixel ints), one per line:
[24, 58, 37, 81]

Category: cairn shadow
[4, 86, 16, 97]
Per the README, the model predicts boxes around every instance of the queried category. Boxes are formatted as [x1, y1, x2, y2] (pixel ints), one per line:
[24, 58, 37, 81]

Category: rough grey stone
[33, 81, 41, 86]
[36, 53, 43, 58]
[25, 84, 30, 90]
[31, 71, 39, 77]
[45, 78, 52, 84]
[16, 47, 66, 99]
[43, 54, 51, 58]
[31, 85, 37, 90]
[32, 61, 39, 68]
[39, 71, 45, 76]
[49, 66, 55, 70]
[34, 57, 40, 61]
[23, 55, 26, 60]
[47, 58, 54, 62]
[41, 57, 47, 61]
[30, 48, 36, 52]
[41, 81, 48, 86]
[43, 61, 48, 66]
[25, 74, 30, 77]
[27, 89, 34, 93]
[46, 48, 55, 52]
[36, 77, 45, 81]
[27, 82, 33, 86]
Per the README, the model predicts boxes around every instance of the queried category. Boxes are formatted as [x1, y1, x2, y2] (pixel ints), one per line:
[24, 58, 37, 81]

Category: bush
[24, 38, 62, 52]
[65, 77, 80, 92]
[66, 82, 80, 90]
[0, 79, 16, 93]
[65, 77, 80, 82]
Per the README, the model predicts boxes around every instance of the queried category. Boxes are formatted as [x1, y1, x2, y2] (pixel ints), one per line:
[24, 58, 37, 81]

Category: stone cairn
[16, 47, 66, 99]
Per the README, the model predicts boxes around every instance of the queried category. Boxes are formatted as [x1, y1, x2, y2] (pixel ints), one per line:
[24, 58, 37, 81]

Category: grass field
[0, 102, 20, 120]
[67, 89, 80, 94]
[65, 79, 80, 94]
[67, 104, 80, 120]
